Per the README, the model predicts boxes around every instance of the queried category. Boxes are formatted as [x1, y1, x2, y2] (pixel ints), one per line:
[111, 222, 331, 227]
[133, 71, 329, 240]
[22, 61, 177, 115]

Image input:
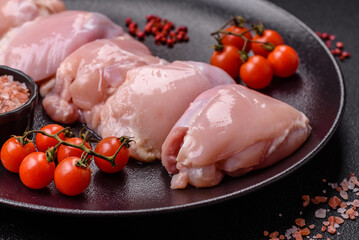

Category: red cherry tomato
[267, 44, 299, 77]
[19, 152, 55, 189]
[251, 29, 284, 57]
[239, 55, 273, 89]
[1, 137, 36, 173]
[94, 137, 129, 173]
[221, 25, 252, 52]
[57, 137, 92, 163]
[210, 45, 242, 79]
[35, 124, 66, 152]
[54, 157, 92, 196]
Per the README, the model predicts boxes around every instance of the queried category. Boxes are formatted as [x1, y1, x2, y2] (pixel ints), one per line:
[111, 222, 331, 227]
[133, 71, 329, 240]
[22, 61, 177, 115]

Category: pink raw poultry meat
[42, 35, 166, 127]
[161, 84, 311, 189]
[0, 0, 66, 38]
[0, 10, 123, 82]
[98, 61, 236, 162]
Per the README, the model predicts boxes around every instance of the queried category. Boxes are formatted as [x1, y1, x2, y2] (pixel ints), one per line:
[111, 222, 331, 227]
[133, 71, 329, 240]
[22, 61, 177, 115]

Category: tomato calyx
[45, 147, 57, 163]
[11, 134, 32, 147]
[215, 15, 246, 31]
[252, 22, 265, 36]
[74, 152, 91, 168]
[254, 40, 275, 52]
[104, 136, 133, 167]
[239, 50, 249, 63]
[78, 125, 98, 144]
[117, 136, 134, 149]
[211, 36, 225, 52]
[230, 16, 246, 28]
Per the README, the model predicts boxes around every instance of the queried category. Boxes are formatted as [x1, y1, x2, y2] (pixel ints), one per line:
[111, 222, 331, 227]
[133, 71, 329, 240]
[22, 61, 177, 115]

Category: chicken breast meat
[0, 10, 123, 82]
[42, 35, 166, 127]
[98, 61, 236, 162]
[0, 0, 66, 38]
[161, 84, 311, 189]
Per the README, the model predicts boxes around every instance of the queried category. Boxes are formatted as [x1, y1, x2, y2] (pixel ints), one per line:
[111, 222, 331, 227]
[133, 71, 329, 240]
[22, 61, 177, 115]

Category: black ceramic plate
[0, 0, 344, 216]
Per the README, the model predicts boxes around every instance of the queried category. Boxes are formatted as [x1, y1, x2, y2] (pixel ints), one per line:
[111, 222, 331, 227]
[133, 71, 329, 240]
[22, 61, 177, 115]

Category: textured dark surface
[0, 0, 357, 239]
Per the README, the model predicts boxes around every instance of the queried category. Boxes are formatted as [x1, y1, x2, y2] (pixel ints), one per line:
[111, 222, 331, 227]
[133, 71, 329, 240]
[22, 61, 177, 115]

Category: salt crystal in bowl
[0, 66, 38, 146]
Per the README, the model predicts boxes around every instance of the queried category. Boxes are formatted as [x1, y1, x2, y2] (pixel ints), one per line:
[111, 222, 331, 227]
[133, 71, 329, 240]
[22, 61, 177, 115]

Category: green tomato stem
[23, 128, 133, 169]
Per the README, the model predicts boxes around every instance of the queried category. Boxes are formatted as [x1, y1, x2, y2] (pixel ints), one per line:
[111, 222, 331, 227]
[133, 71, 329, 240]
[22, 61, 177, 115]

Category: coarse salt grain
[302, 195, 310, 207]
[315, 209, 327, 219]
[294, 231, 303, 240]
[340, 190, 348, 200]
[352, 199, 359, 207]
[340, 178, 349, 191]
[0, 75, 29, 113]
[269, 231, 279, 238]
[328, 196, 341, 209]
[295, 218, 306, 227]
[263, 173, 359, 240]
[285, 226, 298, 239]
[316, 233, 323, 238]
[300, 227, 310, 235]
[337, 207, 346, 213]
[350, 176, 359, 186]
[312, 196, 328, 204]
[327, 225, 336, 234]
[328, 182, 338, 189]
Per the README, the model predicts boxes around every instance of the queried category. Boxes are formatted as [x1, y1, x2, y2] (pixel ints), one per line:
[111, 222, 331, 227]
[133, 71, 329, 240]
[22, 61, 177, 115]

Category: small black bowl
[0, 66, 38, 146]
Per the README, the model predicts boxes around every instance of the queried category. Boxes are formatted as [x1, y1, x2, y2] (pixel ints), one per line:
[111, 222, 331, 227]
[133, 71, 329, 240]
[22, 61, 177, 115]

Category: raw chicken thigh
[0, 0, 66, 38]
[42, 36, 165, 127]
[0, 10, 123, 82]
[161, 84, 311, 189]
[99, 61, 236, 162]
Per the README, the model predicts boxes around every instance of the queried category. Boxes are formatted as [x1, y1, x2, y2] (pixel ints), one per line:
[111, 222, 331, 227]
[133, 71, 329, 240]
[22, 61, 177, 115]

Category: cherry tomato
[251, 29, 284, 57]
[239, 55, 273, 89]
[221, 25, 252, 52]
[94, 137, 129, 173]
[267, 44, 299, 78]
[54, 157, 92, 196]
[19, 152, 55, 189]
[210, 45, 242, 79]
[0, 137, 36, 173]
[57, 137, 92, 163]
[35, 124, 66, 152]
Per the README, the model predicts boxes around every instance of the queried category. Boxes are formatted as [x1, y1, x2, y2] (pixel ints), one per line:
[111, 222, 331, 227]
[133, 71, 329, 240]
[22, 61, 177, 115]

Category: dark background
[0, 0, 358, 239]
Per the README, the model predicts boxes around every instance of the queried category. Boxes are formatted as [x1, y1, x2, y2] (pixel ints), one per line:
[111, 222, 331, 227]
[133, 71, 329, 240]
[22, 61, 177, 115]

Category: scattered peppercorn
[316, 31, 350, 61]
[125, 15, 189, 48]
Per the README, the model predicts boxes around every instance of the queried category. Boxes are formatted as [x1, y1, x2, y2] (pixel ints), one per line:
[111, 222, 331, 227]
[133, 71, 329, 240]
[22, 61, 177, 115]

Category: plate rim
[0, 0, 345, 217]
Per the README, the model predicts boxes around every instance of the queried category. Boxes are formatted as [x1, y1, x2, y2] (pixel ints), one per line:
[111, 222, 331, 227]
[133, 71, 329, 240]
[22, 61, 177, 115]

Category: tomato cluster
[210, 17, 299, 90]
[0, 124, 131, 196]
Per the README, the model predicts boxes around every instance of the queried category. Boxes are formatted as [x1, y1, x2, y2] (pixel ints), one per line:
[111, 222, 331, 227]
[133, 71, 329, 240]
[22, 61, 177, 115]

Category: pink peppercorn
[336, 41, 344, 49]
[125, 14, 189, 48]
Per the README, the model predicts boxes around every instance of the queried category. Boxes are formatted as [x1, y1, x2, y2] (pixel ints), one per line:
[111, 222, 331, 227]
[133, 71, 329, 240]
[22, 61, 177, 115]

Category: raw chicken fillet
[42, 36, 165, 127]
[99, 61, 236, 162]
[0, 0, 66, 38]
[0, 10, 123, 82]
[161, 84, 311, 189]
